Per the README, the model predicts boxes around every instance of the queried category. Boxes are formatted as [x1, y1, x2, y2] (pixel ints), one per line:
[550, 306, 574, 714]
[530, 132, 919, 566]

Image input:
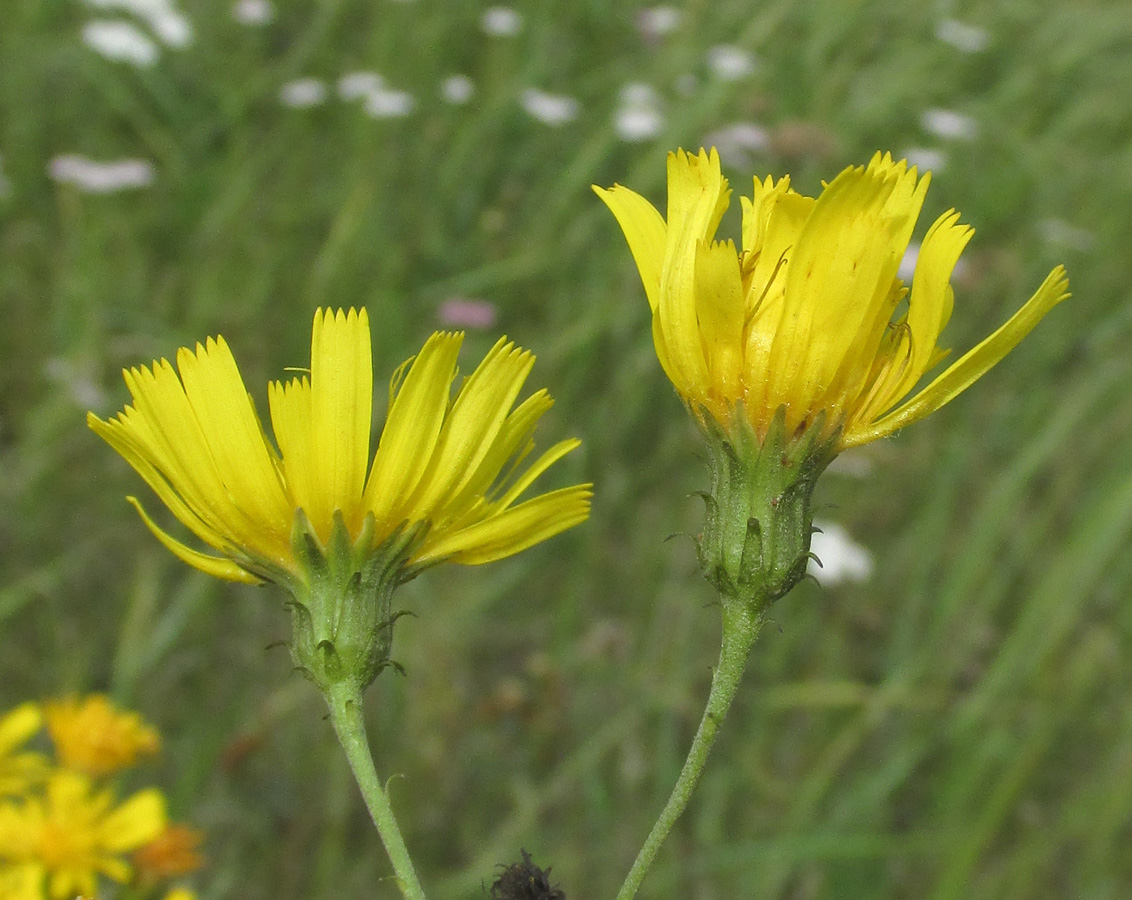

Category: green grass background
[3, 0, 1132, 898]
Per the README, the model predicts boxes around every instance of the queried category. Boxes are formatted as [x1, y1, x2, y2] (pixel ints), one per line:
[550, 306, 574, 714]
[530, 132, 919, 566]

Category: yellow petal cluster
[0, 705, 47, 799]
[44, 696, 160, 778]
[88, 309, 591, 584]
[596, 148, 1069, 449]
[0, 770, 165, 900]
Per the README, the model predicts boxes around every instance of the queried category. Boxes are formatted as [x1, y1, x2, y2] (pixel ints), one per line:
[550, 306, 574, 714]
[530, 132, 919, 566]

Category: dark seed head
[490, 849, 565, 900]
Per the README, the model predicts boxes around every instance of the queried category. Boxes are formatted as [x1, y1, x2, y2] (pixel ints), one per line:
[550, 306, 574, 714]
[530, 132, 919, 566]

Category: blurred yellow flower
[0, 862, 45, 900]
[0, 770, 165, 900]
[133, 823, 204, 881]
[88, 308, 591, 585]
[163, 888, 197, 900]
[44, 697, 160, 778]
[595, 148, 1069, 449]
[0, 704, 47, 799]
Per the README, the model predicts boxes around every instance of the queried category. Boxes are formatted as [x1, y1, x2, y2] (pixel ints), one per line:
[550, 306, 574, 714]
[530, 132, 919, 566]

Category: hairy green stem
[325, 681, 428, 900]
[615, 600, 761, 900]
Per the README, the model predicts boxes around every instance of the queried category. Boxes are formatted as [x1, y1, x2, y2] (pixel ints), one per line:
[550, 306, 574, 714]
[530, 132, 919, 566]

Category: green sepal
[694, 405, 839, 612]
[285, 509, 430, 694]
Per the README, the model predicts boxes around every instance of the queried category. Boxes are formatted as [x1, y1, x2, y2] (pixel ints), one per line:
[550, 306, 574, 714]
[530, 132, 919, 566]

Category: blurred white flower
[935, 19, 989, 53]
[481, 6, 522, 37]
[83, 0, 193, 48]
[1038, 218, 1094, 251]
[900, 240, 969, 283]
[615, 107, 664, 142]
[148, 9, 192, 47]
[364, 88, 415, 118]
[279, 78, 328, 108]
[619, 83, 658, 108]
[637, 5, 681, 39]
[707, 44, 756, 81]
[441, 74, 475, 105]
[232, 0, 274, 25]
[614, 83, 663, 142]
[920, 108, 978, 141]
[338, 71, 384, 101]
[520, 89, 579, 126]
[809, 521, 873, 586]
[900, 146, 947, 173]
[898, 242, 920, 282]
[48, 155, 155, 193]
[44, 357, 108, 409]
[82, 20, 159, 66]
[438, 298, 498, 330]
[702, 122, 769, 166]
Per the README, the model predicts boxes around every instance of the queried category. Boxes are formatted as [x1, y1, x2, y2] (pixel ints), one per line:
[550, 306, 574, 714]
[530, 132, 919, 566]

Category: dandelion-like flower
[43, 696, 160, 778]
[0, 770, 165, 900]
[596, 148, 1067, 604]
[89, 309, 591, 690]
[0, 705, 47, 799]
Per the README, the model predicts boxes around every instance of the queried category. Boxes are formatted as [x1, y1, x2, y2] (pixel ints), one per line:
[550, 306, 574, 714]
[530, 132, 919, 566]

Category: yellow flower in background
[0, 862, 45, 900]
[0, 770, 165, 900]
[0, 704, 46, 799]
[88, 308, 591, 586]
[163, 887, 197, 900]
[43, 696, 160, 778]
[595, 148, 1069, 449]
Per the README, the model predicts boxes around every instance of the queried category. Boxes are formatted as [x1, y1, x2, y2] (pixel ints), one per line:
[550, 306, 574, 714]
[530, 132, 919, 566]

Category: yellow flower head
[43, 697, 160, 778]
[0, 704, 47, 799]
[595, 148, 1069, 449]
[88, 309, 591, 585]
[0, 770, 165, 900]
[0, 862, 45, 900]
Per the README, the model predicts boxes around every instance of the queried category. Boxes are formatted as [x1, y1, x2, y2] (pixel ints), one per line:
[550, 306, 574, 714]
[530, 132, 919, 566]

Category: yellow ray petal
[176, 337, 291, 534]
[267, 375, 313, 523]
[492, 438, 582, 510]
[127, 498, 262, 584]
[308, 308, 373, 531]
[120, 358, 277, 554]
[741, 189, 816, 414]
[769, 158, 926, 431]
[0, 704, 41, 754]
[445, 389, 555, 517]
[694, 238, 745, 403]
[887, 209, 973, 401]
[100, 788, 166, 852]
[365, 332, 463, 522]
[591, 184, 667, 312]
[88, 411, 245, 556]
[658, 148, 729, 393]
[844, 266, 1070, 447]
[415, 485, 593, 566]
[407, 338, 533, 515]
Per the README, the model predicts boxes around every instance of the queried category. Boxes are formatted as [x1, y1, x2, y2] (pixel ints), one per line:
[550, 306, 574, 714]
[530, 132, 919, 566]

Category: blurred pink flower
[438, 298, 498, 330]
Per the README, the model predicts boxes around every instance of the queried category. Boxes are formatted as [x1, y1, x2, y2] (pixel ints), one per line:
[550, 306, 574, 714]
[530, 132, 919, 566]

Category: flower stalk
[615, 600, 762, 900]
[325, 682, 427, 900]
